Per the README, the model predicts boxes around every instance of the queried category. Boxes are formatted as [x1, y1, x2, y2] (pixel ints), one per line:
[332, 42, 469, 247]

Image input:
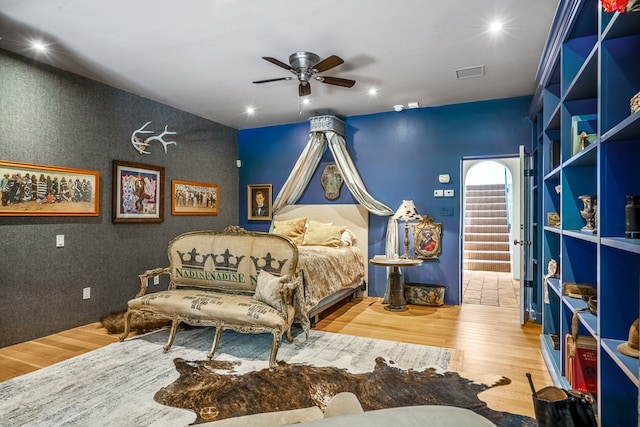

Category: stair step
[464, 217, 508, 226]
[466, 184, 506, 191]
[464, 241, 511, 251]
[465, 190, 506, 197]
[464, 225, 510, 233]
[465, 196, 506, 204]
[463, 250, 511, 261]
[465, 202, 507, 210]
[464, 233, 510, 242]
[463, 260, 511, 273]
[465, 210, 508, 218]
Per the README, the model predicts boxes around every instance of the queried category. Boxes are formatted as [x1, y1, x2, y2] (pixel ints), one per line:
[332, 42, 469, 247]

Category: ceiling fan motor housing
[289, 52, 320, 81]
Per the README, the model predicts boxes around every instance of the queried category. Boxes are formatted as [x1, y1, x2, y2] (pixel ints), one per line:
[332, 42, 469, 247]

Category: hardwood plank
[0, 298, 550, 420]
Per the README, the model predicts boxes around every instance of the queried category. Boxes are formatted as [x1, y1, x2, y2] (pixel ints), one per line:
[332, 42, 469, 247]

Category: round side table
[369, 257, 423, 311]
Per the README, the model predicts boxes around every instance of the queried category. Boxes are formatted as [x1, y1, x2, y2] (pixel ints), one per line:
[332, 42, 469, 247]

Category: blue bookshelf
[533, 1, 640, 425]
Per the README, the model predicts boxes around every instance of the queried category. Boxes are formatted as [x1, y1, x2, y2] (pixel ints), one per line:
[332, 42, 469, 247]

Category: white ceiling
[0, 0, 559, 130]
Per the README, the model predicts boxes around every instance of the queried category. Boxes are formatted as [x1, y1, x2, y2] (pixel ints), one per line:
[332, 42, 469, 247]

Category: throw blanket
[298, 246, 364, 311]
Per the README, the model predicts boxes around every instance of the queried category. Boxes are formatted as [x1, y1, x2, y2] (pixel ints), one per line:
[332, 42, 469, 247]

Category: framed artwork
[0, 160, 99, 217]
[247, 184, 272, 220]
[112, 160, 164, 223]
[171, 179, 219, 216]
[412, 215, 442, 259]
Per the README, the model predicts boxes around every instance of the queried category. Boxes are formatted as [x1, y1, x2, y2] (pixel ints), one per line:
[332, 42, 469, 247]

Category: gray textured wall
[0, 50, 238, 347]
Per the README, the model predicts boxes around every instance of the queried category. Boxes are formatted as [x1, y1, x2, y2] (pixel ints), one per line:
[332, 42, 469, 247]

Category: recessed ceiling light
[489, 21, 504, 33]
[302, 98, 310, 105]
[31, 40, 48, 53]
[246, 106, 255, 115]
[368, 88, 378, 96]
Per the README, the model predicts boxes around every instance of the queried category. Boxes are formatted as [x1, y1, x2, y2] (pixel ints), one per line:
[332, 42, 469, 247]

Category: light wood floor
[0, 297, 550, 419]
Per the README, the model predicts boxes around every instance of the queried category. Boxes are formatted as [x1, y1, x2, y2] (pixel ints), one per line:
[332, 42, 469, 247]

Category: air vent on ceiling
[455, 65, 485, 79]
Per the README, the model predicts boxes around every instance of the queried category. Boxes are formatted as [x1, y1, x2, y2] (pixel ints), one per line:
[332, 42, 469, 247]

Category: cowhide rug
[154, 357, 536, 426]
[100, 309, 172, 334]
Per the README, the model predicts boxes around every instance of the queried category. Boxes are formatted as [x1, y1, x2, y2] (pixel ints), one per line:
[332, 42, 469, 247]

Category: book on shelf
[565, 334, 597, 396]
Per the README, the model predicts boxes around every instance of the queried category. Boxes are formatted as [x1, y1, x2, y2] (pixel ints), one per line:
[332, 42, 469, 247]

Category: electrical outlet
[56, 234, 64, 248]
[444, 189, 454, 197]
[82, 287, 91, 300]
[154, 275, 160, 285]
[433, 189, 444, 197]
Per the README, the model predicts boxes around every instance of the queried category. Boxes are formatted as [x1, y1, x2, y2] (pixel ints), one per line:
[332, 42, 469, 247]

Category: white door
[517, 145, 534, 325]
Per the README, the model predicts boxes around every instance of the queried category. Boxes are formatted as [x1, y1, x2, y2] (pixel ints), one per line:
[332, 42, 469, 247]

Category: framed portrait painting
[0, 160, 99, 216]
[112, 160, 164, 223]
[171, 179, 219, 216]
[247, 184, 272, 220]
[412, 215, 442, 259]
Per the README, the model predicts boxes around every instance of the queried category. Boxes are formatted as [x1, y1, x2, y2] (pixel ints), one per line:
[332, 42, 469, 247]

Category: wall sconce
[393, 200, 423, 259]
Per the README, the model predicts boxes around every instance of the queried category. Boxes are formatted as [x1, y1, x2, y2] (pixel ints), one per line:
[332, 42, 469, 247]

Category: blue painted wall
[238, 96, 532, 304]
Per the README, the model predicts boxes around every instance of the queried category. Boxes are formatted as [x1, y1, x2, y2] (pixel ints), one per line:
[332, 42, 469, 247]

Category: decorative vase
[579, 195, 597, 234]
[626, 195, 640, 239]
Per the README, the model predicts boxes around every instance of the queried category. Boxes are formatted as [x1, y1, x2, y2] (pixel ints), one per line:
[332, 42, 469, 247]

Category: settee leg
[269, 332, 283, 370]
[163, 318, 180, 353]
[119, 310, 133, 342]
[285, 327, 294, 343]
[208, 326, 223, 360]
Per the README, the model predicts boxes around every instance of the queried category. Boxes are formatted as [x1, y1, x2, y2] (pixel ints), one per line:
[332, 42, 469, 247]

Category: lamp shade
[393, 200, 422, 221]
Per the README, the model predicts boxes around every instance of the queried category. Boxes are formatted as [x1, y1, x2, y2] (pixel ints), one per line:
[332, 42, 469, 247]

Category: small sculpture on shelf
[579, 195, 597, 234]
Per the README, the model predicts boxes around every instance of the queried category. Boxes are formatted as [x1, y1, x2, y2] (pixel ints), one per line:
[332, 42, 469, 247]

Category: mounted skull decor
[130, 122, 178, 155]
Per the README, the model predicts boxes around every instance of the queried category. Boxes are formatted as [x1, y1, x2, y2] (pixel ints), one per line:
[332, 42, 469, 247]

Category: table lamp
[393, 200, 422, 259]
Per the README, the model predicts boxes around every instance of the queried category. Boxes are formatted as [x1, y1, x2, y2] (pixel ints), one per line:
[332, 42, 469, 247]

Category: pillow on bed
[302, 221, 347, 247]
[253, 270, 286, 311]
[340, 228, 356, 246]
[271, 217, 307, 245]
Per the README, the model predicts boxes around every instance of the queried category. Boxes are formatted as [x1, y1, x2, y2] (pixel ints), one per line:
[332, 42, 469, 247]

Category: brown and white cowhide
[154, 357, 536, 426]
[99, 310, 172, 334]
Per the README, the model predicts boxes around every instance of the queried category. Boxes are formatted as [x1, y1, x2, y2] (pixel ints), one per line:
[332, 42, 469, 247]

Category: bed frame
[272, 204, 369, 324]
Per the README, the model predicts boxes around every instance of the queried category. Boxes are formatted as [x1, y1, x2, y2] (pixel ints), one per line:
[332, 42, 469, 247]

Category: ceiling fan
[253, 51, 356, 97]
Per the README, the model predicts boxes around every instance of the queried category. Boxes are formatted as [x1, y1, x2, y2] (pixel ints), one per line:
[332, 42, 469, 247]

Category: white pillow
[340, 228, 356, 246]
[302, 221, 346, 247]
[253, 270, 287, 311]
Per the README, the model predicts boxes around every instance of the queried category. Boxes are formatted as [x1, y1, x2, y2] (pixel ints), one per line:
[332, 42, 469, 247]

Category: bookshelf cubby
[535, 1, 640, 425]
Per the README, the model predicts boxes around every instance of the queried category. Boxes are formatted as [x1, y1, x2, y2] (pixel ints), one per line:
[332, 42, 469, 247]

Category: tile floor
[461, 269, 520, 307]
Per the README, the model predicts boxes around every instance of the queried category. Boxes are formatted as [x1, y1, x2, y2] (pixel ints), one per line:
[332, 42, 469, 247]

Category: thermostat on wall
[438, 174, 450, 184]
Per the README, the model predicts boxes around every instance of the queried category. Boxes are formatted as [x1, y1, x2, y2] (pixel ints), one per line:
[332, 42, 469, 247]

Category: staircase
[463, 183, 511, 273]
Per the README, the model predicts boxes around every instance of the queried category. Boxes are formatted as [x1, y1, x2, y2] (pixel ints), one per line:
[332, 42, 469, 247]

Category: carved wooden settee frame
[119, 226, 301, 369]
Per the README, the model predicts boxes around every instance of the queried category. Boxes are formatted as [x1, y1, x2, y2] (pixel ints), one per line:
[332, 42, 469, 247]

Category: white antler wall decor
[130, 121, 178, 155]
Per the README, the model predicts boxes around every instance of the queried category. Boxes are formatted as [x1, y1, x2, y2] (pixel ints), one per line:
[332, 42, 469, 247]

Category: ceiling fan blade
[262, 56, 294, 71]
[312, 55, 344, 73]
[316, 76, 356, 88]
[299, 82, 311, 97]
[253, 77, 293, 84]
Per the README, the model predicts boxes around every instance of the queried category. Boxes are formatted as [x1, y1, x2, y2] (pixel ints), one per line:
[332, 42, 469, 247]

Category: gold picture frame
[247, 184, 272, 220]
[413, 215, 442, 259]
[112, 160, 164, 223]
[0, 160, 99, 216]
[171, 179, 219, 216]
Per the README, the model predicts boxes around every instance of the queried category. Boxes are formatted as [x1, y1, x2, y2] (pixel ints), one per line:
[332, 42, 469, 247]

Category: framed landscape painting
[171, 179, 219, 216]
[0, 160, 99, 216]
[112, 160, 164, 223]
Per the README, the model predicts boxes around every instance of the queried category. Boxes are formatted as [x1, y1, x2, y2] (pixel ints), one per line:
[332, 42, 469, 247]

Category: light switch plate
[433, 189, 444, 197]
[56, 234, 64, 247]
[444, 189, 454, 197]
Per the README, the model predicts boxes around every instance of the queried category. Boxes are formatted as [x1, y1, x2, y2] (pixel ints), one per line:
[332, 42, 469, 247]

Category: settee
[119, 227, 301, 369]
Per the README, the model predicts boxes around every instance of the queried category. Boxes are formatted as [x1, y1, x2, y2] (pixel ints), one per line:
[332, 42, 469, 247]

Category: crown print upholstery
[212, 249, 245, 271]
[251, 253, 288, 275]
[177, 248, 210, 270]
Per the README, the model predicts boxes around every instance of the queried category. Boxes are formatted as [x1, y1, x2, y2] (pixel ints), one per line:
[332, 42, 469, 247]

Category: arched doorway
[461, 158, 521, 307]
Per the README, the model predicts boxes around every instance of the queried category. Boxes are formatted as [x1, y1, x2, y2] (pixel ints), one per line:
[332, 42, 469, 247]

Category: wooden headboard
[272, 204, 369, 282]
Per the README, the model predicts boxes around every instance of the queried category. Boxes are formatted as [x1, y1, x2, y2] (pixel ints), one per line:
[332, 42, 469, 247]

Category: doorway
[461, 157, 522, 308]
